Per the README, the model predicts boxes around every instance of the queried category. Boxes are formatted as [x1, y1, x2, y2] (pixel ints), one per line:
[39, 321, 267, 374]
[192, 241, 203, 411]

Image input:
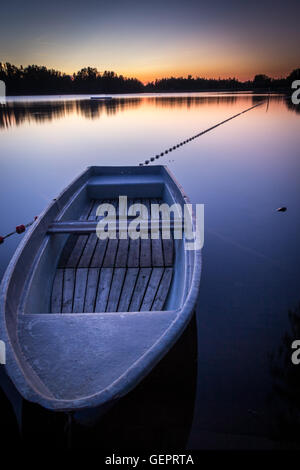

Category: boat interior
[51, 197, 175, 314]
[21, 167, 189, 316]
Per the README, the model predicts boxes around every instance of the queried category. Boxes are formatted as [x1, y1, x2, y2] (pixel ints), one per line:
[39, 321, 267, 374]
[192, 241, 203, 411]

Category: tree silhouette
[0, 62, 298, 95]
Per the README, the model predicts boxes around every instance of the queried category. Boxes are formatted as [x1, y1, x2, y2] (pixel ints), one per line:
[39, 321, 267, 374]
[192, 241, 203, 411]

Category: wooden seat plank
[117, 268, 139, 312]
[84, 268, 100, 312]
[129, 268, 152, 312]
[151, 268, 173, 311]
[106, 268, 126, 312]
[62, 268, 75, 313]
[51, 269, 64, 312]
[94, 268, 113, 312]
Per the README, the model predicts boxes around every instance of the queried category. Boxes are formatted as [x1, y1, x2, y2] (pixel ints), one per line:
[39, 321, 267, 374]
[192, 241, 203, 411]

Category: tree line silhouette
[0, 62, 299, 95]
[145, 70, 299, 93]
[0, 64, 144, 94]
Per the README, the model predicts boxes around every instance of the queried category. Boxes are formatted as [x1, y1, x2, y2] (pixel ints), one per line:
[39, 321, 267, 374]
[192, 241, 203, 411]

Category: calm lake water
[0, 93, 300, 448]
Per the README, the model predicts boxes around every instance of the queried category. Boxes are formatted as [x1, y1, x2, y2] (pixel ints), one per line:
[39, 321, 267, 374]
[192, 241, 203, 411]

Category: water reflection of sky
[1, 93, 288, 129]
[0, 93, 299, 448]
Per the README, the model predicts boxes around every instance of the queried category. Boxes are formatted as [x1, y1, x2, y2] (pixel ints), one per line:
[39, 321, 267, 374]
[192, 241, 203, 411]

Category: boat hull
[0, 166, 201, 412]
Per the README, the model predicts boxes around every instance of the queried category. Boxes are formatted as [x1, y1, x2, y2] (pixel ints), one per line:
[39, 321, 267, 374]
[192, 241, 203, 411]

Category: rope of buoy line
[0, 216, 38, 244]
[139, 100, 266, 166]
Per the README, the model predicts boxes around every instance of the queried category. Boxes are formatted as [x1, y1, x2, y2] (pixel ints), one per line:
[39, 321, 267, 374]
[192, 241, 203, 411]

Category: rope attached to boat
[0, 216, 38, 244]
[139, 100, 266, 166]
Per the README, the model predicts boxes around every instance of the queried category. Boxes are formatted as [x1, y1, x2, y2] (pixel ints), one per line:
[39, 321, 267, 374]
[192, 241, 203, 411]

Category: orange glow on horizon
[56, 65, 293, 84]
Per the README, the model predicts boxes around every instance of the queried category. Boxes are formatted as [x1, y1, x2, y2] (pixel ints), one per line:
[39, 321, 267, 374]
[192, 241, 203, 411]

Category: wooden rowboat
[0, 166, 201, 414]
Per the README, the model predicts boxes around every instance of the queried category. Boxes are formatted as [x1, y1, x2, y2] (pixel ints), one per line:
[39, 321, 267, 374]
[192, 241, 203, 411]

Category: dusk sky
[1, 0, 299, 82]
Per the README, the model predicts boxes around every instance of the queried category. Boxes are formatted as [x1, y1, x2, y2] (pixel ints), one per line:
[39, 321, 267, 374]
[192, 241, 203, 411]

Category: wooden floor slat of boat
[57, 235, 78, 268]
[94, 268, 114, 312]
[129, 267, 152, 312]
[61, 268, 75, 313]
[90, 238, 108, 268]
[84, 268, 100, 312]
[65, 200, 95, 268]
[51, 268, 64, 312]
[50, 198, 174, 313]
[140, 267, 164, 311]
[117, 268, 139, 312]
[77, 200, 100, 268]
[73, 268, 88, 313]
[106, 267, 126, 312]
[151, 267, 173, 311]
[127, 199, 141, 268]
[149, 199, 164, 267]
[140, 198, 152, 267]
[115, 238, 129, 267]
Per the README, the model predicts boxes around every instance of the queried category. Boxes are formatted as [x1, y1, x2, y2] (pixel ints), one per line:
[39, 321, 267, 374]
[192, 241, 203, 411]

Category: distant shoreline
[4, 89, 288, 98]
[2, 63, 298, 97]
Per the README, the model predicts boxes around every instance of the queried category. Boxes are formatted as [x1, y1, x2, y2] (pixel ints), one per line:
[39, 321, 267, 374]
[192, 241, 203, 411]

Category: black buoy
[276, 207, 287, 212]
